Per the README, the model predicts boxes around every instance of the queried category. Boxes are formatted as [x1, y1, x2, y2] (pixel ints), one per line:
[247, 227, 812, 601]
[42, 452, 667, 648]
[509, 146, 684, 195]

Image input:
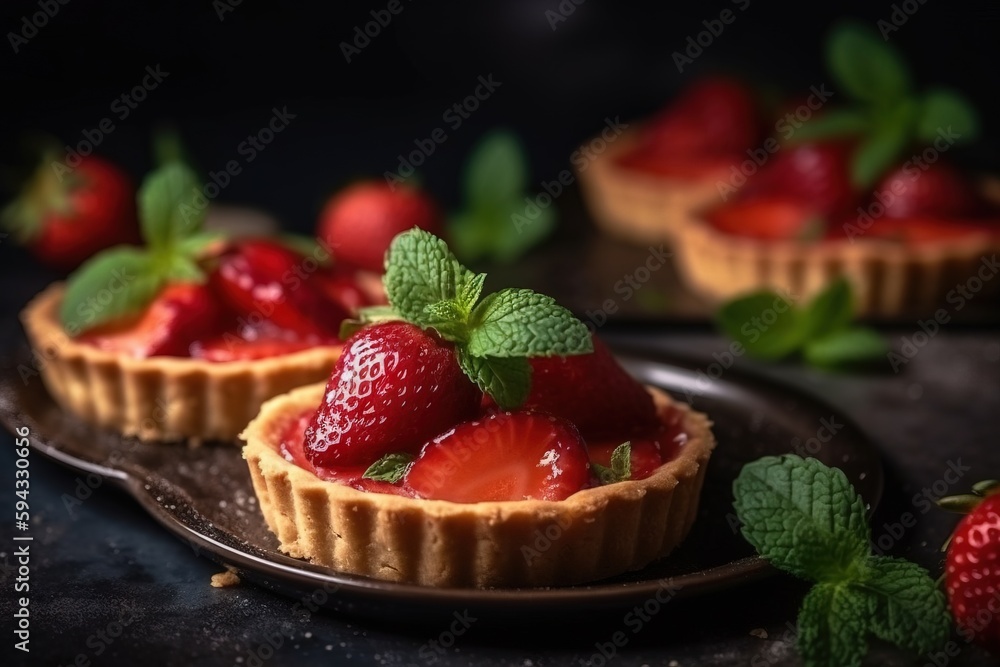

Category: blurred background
[1, 0, 999, 323]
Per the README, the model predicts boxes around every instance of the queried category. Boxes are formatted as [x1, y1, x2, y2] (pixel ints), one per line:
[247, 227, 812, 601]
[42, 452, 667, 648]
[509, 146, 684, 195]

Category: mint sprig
[793, 22, 978, 189]
[715, 278, 886, 370]
[447, 131, 555, 264]
[733, 456, 950, 667]
[592, 442, 632, 485]
[382, 228, 592, 408]
[60, 162, 219, 334]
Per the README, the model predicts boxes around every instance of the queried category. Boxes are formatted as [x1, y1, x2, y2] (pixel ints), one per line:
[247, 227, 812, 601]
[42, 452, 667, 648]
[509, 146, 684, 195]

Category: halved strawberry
[523, 335, 658, 440]
[587, 407, 689, 481]
[865, 217, 999, 244]
[704, 196, 821, 241]
[303, 321, 481, 467]
[747, 141, 857, 218]
[77, 283, 223, 358]
[404, 411, 590, 502]
[315, 265, 374, 315]
[873, 162, 983, 220]
[209, 239, 349, 339]
[642, 77, 759, 155]
[587, 438, 663, 481]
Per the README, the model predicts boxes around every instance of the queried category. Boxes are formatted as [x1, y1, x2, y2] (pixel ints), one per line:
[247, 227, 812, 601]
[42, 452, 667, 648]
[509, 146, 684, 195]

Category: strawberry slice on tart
[241, 229, 717, 588]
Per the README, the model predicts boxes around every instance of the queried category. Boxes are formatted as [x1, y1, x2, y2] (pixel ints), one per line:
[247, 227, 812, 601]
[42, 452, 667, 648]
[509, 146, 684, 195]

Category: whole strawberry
[941, 482, 1000, 655]
[316, 181, 443, 273]
[2, 155, 139, 271]
[304, 321, 481, 467]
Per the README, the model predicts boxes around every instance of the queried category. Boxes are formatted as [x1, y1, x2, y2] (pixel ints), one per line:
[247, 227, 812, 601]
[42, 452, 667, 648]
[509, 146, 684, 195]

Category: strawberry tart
[242, 229, 715, 588]
[20, 163, 379, 442]
[578, 77, 762, 244]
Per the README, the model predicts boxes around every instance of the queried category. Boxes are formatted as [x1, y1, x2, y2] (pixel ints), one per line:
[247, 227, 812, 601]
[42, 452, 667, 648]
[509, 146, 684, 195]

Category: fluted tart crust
[20, 283, 343, 443]
[241, 382, 716, 588]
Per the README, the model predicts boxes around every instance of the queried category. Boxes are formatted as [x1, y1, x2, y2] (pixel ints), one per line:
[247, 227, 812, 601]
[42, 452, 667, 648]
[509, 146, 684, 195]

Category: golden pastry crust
[577, 127, 725, 244]
[241, 383, 716, 588]
[20, 284, 343, 443]
[672, 215, 1000, 316]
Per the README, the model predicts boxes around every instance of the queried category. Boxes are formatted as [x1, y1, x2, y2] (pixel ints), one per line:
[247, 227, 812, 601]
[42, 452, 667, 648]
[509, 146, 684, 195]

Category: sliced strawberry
[873, 162, 984, 220]
[523, 335, 658, 440]
[303, 322, 481, 467]
[587, 406, 689, 481]
[315, 265, 373, 315]
[748, 141, 857, 218]
[77, 283, 223, 358]
[642, 77, 759, 155]
[864, 217, 999, 244]
[404, 411, 590, 502]
[191, 336, 320, 361]
[209, 239, 349, 338]
[317, 181, 443, 273]
[704, 196, 822, 241]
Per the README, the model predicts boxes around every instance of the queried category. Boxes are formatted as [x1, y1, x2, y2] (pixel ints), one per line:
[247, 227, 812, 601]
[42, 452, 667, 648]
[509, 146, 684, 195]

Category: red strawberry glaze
[585, 403, 688, 483]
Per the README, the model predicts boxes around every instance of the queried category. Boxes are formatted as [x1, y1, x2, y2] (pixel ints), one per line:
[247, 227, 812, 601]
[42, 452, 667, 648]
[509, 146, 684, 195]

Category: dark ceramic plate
[0, 347, 883, 622]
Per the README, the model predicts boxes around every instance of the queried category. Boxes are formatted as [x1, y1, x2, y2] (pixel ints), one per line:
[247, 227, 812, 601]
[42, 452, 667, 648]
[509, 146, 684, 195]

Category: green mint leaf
[716, 291, 805, 360]
[465, 130, 527, 207]
[789, 109, 871, 143]
[339, 305, 402, 340]
[139, 162, 204, 249]
[60, 247, 166, 335]
[855, 557, 950, 656]
[804, 328, 886, 369]
[917, 89, 979, 143]
[458, 272, 487, 313]
[827, 22, 911, 103]
[362, 452, 415, 484]
[850, 103, 916, 188]
[457, 351, 531, 410]
[422, 300, 470, 342]
[161, 253, 205, 283]
[466, 288, 592, 358]
[384, 228, 476, 326]
[797, 582, 868, 667]
[593, 442, 632, 485]
[732, 455, 870, 582]
[801, 278, 854, 341]
[175, 232, 224, 259]
[498, 202, 555, 262]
